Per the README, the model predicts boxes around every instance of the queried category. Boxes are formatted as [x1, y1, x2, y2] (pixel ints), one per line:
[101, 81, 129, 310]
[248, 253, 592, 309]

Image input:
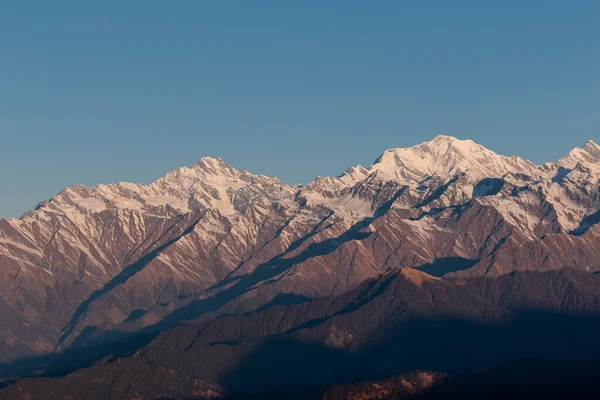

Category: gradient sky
[1, 1, 599, 217]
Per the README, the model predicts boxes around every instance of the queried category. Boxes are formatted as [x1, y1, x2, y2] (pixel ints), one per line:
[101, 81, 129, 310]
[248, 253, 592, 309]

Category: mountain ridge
[1, 135, 600, 368]
[12, 135, 599, 221]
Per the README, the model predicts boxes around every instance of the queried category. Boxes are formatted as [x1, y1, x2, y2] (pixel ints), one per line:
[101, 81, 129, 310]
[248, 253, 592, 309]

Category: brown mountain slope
[3, 268, 600, 399]
[319, 370, 447, 400]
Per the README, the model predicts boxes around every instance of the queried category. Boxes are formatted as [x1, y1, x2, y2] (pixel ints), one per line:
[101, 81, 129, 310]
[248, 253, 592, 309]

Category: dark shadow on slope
[280, 211, 336, 255]
[253, 293, 312, 313]
[570, 209, 600, 236]
[56, 215, 203, 348]
[417, 257, 479, 277]
[416, 359, 600, 400]
[473, 178, 504, 197]
[219, 313, 600, 398]
[336, 274, 397, 315]
[4, 304, 600, 397]
[221, 337, 363, 399]
[313, 359, 600, 400]
[414, 176, 460, 208]
[510, 185, 531, 196]
[212, 209, 335, 290]
[0, 331, 159, 387]
[410, 204, 466, 221]
[285, 274, 399, 335]
[552, 166, 572, 183]
[123, 309, 148, 323]
[68, 325, 98, 349]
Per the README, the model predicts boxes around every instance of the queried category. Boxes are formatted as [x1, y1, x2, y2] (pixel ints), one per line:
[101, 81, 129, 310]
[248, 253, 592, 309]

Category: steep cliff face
[1, 136, 600, 360]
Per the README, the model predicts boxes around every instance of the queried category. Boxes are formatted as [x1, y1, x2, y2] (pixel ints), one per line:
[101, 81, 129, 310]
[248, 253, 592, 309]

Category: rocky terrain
[318, 370, 448, 400]
[319, 360, 600, 400]
[3, 267, 600, 398]
[1, 135, 600, 398]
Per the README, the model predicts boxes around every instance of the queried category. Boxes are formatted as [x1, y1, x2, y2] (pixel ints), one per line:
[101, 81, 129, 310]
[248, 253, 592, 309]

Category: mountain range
[1, 135, 600, 399]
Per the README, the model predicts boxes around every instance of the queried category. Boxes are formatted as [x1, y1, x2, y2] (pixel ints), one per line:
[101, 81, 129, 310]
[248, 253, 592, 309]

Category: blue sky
[1, 1, 599, 217]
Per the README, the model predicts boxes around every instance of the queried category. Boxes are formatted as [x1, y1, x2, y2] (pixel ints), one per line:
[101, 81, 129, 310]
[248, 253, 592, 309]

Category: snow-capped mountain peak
[558, 139, 600, 173]
[369, 135, 539, 182]
[156, 157, 238, 189]
[23, 155, 293, 221]
[193, 156, 239, 176]
[19, 136, 600, 229]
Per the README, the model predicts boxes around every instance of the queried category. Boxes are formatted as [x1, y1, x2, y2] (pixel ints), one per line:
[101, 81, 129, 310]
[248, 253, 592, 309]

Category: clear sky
[1, 1, 599, 217]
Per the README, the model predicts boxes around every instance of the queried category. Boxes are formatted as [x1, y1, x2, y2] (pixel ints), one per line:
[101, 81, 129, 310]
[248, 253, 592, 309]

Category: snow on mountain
[22, 156, 295, 223]
[1, 135, 600, 361]
[21, 135, 599, 225]
[558, 140, 600, 174]
[16, 135, 600, 245]
[369, 135, 543, 182]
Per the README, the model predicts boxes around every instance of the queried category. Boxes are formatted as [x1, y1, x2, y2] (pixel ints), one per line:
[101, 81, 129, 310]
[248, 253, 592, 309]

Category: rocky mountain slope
[1, 135, 600, 364]
[3, 267, 600, 399]
[318, 360, 600, 400]
[318, 370, 448, 400]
